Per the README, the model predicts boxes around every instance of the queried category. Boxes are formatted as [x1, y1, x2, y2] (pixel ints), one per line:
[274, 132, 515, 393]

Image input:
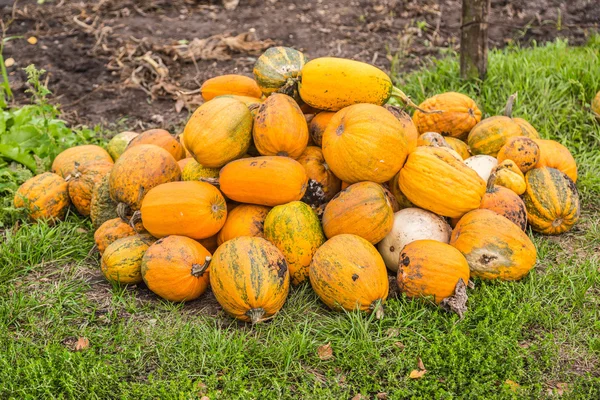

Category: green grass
[1, 38, 600, 399]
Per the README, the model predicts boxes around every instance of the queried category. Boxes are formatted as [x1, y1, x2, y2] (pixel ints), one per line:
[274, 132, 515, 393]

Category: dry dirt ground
[2, 0, 599, 129]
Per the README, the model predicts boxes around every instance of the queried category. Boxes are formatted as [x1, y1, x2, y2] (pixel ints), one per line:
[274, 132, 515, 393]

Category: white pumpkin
[377, 208, 452, 272]
[464, 155, 498, 182]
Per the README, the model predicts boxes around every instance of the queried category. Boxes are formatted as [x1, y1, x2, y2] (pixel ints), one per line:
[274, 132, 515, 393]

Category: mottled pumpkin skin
[253, 46, 307, 97]
[309, 234, 389, 313]
[322, 103, 409, 183]
[322, 182, 394, 244]
[128, 129, 186, 161]
[67, 160, 113, 216]
[183, 97, 253, 168]
[94, 218, 137, 254]
[201, 74, 262, 101]
[384, 105, 419, 153]
[468, 116, 522, 157]
[177, 157, 193, 172]
[388, 171, 414, 209]
[219, 156, 308, 207]
[522, 167, 580, 235]
[513, 118, 540, 139]
[297, 146, 341, 207]
[399, 147, 486, 218]
[480, 185, 527, 231]
[14, 172, 70, 223]
[496, 136, 540, 173]
[253, 93, 309, 158]
[444, 137, 471, 160]
[209, 237, 290, 323]
[217, 204, 270, 245]
[181, 159, 220, 182]
[309, 111, 335, 147]
[533, 139, 578, 183]
[109, 144, 181, 211]
[299, 57, 393, 111]
[264, 201, 326, 285]
[101, 234, 153, 285]
[398, 240, 470, 303]
[107, 131, 139, 161]
[412, 92, 482, 139]
[52, 145, 113, 178]
[142, 236, 211, 302]
[90, 174, 119, 229]
[417, 132, 450, 148]
[140, 181, 226, 239]
[450, 209, 537, 280]
[492, 160, 526, 195]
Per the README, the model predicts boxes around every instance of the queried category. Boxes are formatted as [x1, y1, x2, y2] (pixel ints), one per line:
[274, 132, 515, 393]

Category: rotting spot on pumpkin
[401, 254, 410, 266]
[336, 124, 344, 136]
[389, 246, 395, 252]
[276, 258, 288, 280]
[479, 254, 497, 265]
[352, 273, 359, 281]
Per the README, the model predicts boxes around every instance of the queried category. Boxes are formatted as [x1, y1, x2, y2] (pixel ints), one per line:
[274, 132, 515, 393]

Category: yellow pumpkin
[444, 137, 471, 160]
[308, 111, 335, 147]
[200, 74, 262, 101]
[14, 172, 70, 223]
[384, 105, 419, 153]
[101, 234, 154, 285]
[417, 132, 450, 148]
[533, 139, 578, 183]
[296, 146, 341, 207]
[513, 118, 540, 139]
[412, 92, 482, 139]
[387, 171, 414, 210]
[491, 160, 526, 195]
[181, 159, 220, 182]
[467, 116, 523, 157]
[217, 204, 271, 245]
[52, 145, 113, 178]
[496, 136, 540, 173]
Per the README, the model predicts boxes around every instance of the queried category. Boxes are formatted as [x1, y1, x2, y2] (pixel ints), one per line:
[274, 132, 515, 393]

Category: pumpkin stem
[191, 256, 211, 277]
[486, 172, 498, 192]
[504, 92, 518, 118]
[248, 103, 260, 112]
[129, 211, 142, 232]
[390, 87, 441, 114]
[199, 177, 220, 186]
[275, 77, 298, 98]
[246, 308, 266, 324]
[370, 300, 385, 320]
[117, 203, 131, 221]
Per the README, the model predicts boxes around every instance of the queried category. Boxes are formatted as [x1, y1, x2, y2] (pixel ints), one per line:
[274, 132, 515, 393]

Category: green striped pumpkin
[253, 46, 307, 98]
[90, 174, 118, 229]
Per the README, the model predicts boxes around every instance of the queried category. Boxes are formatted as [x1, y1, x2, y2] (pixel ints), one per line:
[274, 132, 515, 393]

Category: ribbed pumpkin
[109, 144, 181, 212]
[309, 111, 335, 147]
[497, 136, 540, 173]
[253, 93, 309, 158]
[107, 131, 138, 161]
[417, 132, 451, 148]
[513, 118, 540, 139]
[450, 209, 537, 280]
[398, 240, 470, 303]
[444, 137, 471, 160]
[384, 105, 419, 152]
[412, 92, 482, 139]
[387, 171, 414, 210]
[310, 234, 389, 316]
[94, 218, 137, 254]
[592, 90, 600, 121]
[322, 182, 394, 244]
[217, 204, 270, 245]
[297, 146, 341, 207]
[200, 74, 262, 101]
[141, 236, 211, 302]
[140, 181, 226, 239]
[181, 159, 220, 182]
[399, 147, 486, 218]
[322, 103, 409, 183]
[491, 160, 526, 195]
[67, 160, 113, 216]
[14, 172, 70, 223]
[90, 174, 118, 228]
[217, 156, 308, 206]
[253, 46, 307, 97]
[264, 201, 326, 285]
[210, 236, 290, 323]
[479, 183, 527, 231]
[183, 97, 253, 168]
[101, 234, 153, 285]
[127, 129, 186, 161]
[468, 116, 522, 157]
[52, 145, 113, 178]
[533, 139, 578, 183]
[521, 167, 580, 235]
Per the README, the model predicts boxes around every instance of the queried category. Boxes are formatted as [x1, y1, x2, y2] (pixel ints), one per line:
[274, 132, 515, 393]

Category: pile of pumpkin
[14, 47, 582, 323]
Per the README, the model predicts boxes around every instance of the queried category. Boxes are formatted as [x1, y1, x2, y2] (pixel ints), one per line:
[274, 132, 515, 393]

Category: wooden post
[460, 0, 490, 80]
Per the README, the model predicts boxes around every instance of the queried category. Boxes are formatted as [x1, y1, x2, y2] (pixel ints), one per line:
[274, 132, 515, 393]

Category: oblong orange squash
[94, 218, 137, 254]
[142, 236, 211, 302]
[101, 234, 154, 285]
[90, 174, 118, 228]
[479, 183, 527, 231]
[127, 129, 186, 161]
[14, 172, 70, 223]
[468, 116, 522, 157]
[450, 209, 537, 280]
[210, 236, 290, 323]
[183, 97, 253, 168]
[140, 181, 226, 239]
[309, 111, 335, 147]
[322, 103, 409, 183]
[181, 159, 220, 182]
[309, 234, 389, 316]
[533, 139, 577, 182]
[399, 147, 486, 218]
[107, 131, 138, 161]
[521, 167, 580, 235]
[52, 145, 113, 178]
[200, 74, 262, 101]
[491, 160, 526, 195]
[322, 182, 394, 244]
[218, 156, 308, 206]
[217, 204, 270, 245]
[67, 160, 113, 216]
[264, 201, 326, 285]
[496, 136, 540, 173]
[297, 146, 341, 207]
[109, 144, 181, 212]
[398, 240, 470, 303]
[412, 92, 482, 139]
[444, 137, 471, 160]
[253, 93, 309, 158]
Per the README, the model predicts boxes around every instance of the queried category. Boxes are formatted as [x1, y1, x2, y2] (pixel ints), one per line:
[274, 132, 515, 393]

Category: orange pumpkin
[309, 234, 388, 317]
[412, 92, 482, 139]
[181, 159, 220, 182]
[384, 105, 418, 153]
[52, 145, 113, 178]
[67, 160, 113, 216]
[450, 209, 537, 280]
[296, 146, 341, 207]
[533, 139, 577, 182]
[398, 240, 470, 303]
[107, 131, 139, 161]
[479, 183, 527, 231]
[177, 157, 193, 172]
[322, 182, 394, 244]
[467, 116, 522, 157]
[322, 103, 409, 183]
[101, 234, 153, 285]
[210, 237, 290, 323]
[491, 160, 526, 195]
[444, 137, 471, 160]
[14, 172, 70, 223]
[200, 74, 262, 101]
[140, 181, 226, 239]
[417, 131, 451, 148]
[94, 218, 137, 254]
[309, 111, 335, 147]
[217, 204, 270, 245]
[496, 136, 540, 173]
[142, 236, 211, 302]
[513, 118, 540, 139]
[128, 129, 186, 161]
[90, 174, 119, 229]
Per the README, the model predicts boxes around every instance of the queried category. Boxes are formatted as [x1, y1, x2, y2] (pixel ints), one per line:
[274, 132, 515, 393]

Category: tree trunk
[460, 0, 490, 80]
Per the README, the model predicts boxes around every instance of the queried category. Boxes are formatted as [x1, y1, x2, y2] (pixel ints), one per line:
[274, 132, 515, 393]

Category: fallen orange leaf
[74, 337, 89, 351]
[317, 343, 333, 361]
[409, 369, 426, 379]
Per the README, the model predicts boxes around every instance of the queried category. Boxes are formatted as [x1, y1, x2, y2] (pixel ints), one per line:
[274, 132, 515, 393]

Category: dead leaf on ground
[386, 328, 400, 337]
[376, 392, 388, 399]
[556, 382, 569, 395]
[393, 341, 405, 350]
[317, 343, 334, 361]
[504, 379, 520, 392]
[417, 358, 425, 371]
[5, 58, 15, 67]
[222, 0, 240, 10]
[351, 394, 365, 400]
[409, 369, 426, 379]
[440, 278, 468, 318]
[27, 36, 38, 45]
[74, 337, 89, 351]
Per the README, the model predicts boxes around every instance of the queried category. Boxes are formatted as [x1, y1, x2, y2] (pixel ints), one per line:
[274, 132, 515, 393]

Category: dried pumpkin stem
[248, 103, 260, 112]
[199, 177, 220, 186]
[129, 211, 142, 232]
[486, 172, 498, 191]
[390, 87, 441, 114]
[116, 202, 131, 222]
[246, 308, 266, 324]
[191, 256, 212, 277]
[504, 92, 518, 118]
